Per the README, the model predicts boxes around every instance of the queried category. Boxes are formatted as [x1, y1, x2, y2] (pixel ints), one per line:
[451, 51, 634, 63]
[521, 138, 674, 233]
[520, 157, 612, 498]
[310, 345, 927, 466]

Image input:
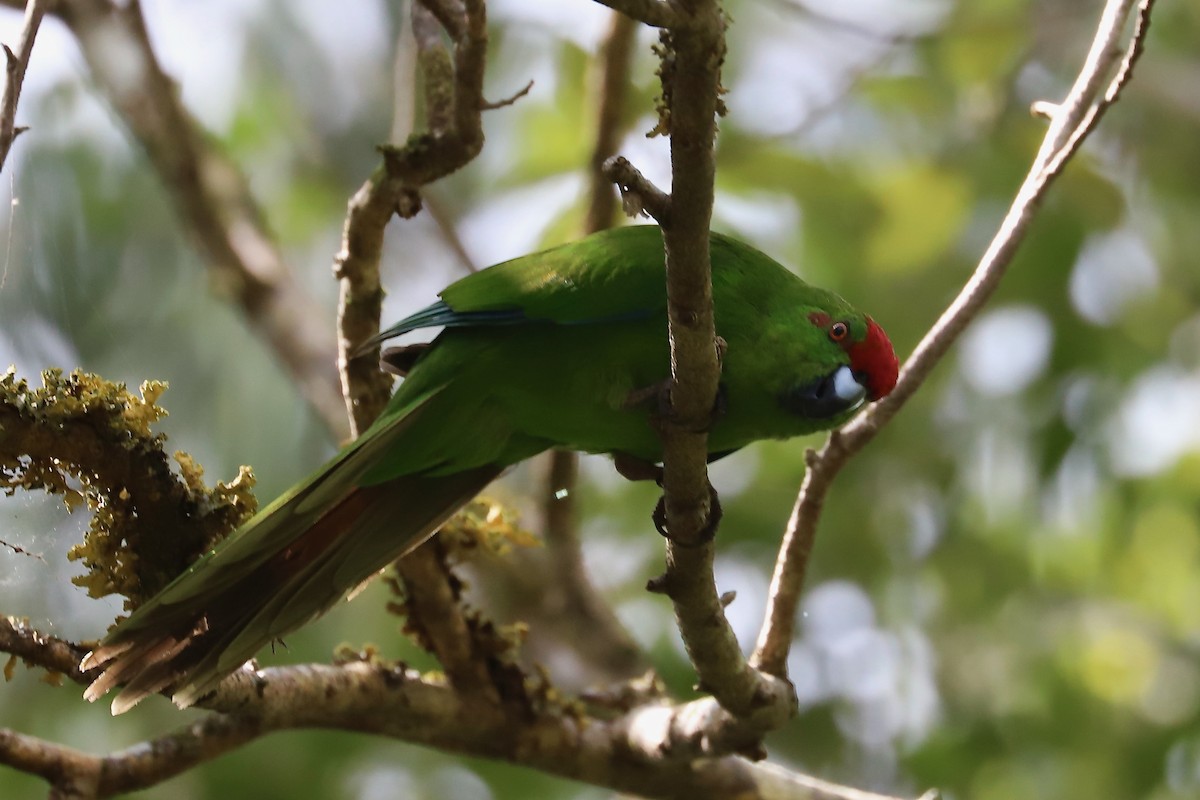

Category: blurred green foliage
[1, 1, 1198, 799]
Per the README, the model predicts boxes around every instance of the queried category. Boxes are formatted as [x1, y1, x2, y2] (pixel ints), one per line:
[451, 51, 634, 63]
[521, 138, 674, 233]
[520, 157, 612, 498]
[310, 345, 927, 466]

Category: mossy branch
[0, 369, 256, 606]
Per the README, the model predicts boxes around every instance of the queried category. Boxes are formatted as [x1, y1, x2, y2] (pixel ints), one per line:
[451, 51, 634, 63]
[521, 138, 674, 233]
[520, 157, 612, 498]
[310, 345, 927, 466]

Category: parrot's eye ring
[829, 321, 849, 342]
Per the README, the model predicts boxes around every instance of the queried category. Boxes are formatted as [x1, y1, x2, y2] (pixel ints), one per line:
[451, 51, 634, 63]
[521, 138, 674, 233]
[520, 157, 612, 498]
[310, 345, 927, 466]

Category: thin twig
[423, 191, 479, 273]
[0, 537, 44, 561]
[482, 78, 534, 110]
[0, 0, 45, 174]
[766, 0, 928, 42]
[586, 11, 638, 233]
[751, 0, 1155, 676]
[49, 0, 348, 438]
[603, 155, 671, 223]
[592, 0, 678, 28]
[0, 616, 89, 682]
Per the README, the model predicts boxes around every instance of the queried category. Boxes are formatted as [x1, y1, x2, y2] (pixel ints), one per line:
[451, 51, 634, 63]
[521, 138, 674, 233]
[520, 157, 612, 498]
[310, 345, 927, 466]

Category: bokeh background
[1, 1, 1198, 798]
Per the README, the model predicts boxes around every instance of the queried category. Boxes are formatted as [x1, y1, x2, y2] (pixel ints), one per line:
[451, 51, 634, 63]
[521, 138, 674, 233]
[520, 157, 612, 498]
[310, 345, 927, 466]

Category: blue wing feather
[358, 226, 669, 354]
[362, 301, 654, 352]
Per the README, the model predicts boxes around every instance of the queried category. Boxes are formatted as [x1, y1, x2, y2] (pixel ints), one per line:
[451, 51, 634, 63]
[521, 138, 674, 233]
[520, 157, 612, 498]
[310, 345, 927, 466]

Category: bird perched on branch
[81, 225, 898, 714]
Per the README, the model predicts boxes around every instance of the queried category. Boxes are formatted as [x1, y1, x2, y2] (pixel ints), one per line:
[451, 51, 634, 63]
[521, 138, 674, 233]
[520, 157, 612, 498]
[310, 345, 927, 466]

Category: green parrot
[81, 225, 898, 714]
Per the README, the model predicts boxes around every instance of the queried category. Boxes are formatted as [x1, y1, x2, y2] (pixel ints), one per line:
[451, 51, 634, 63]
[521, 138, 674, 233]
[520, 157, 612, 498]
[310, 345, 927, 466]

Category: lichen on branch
[0, 369, 257, 607]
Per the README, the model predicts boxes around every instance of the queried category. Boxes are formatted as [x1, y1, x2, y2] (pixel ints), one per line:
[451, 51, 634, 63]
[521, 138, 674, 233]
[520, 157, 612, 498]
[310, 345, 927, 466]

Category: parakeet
[81, 225, 898, 714]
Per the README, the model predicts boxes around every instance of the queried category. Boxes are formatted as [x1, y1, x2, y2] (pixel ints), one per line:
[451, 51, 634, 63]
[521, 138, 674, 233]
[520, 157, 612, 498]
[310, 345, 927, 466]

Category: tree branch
[0, 616, 89, 681]
[42, 0, 349, 438]
[0, 371, 256, 603]
[0, 0, 46, 174]
[602, 0, 797, 746]
[335, 0, 512, 708]
[751, 0, 1157, 676]
[591, 0, 678, 28]
[585, 10, 639, 234]
[0, 643, 927, 800]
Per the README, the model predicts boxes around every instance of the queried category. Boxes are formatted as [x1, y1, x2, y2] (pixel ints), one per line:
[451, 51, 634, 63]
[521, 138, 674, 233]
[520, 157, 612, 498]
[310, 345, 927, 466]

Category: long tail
[81, 389, 500, 714]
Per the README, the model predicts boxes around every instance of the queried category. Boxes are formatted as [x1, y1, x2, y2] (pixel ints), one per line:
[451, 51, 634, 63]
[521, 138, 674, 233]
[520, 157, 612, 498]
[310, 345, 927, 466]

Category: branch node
[1030, 100, 1059, 119]
[601, 155, 671, 224]
[645, 573, 671, 594]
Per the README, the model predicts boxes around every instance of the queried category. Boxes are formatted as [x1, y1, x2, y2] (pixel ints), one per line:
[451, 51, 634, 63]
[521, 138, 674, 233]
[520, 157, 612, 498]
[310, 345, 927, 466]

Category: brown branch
[334, 168, 414, 434]
[417, 0, 466, 40]
[603, 154, 672, 223]
[43, 0, 348, 438]
[586, 11, 638, 233]
[482, 78, 534, 110]
[647, 0, 793, 727]
[603, 0, 796, 743]
[335, 0, 508, 706]
[0, 616, 89, 682]
[0, 649, 927, 800]
[596, 2, 801, 764]
[337, 0, 496, 431]
[655, 2, 725, 547]
[0, 0, 46, 174]
[379, 0, 488, 186]
[592, 0, 678, 28]
[391, 543, 506, 706]
[0, 728, 102, 797]
[751, 0, 1156, 677]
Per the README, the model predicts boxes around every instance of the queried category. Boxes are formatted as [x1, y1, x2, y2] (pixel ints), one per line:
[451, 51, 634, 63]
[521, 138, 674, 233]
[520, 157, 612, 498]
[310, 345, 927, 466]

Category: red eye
[829, 321, 849, 342]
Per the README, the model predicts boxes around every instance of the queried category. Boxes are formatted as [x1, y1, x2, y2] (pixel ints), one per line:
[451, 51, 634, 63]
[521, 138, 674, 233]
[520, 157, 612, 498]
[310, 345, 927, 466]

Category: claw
[380, 344, 431, 377]
[622, 378, 673, 416]
[624, 379, 729, 434]
[613, 452, 664, 484]
[652, 484, 723, 546]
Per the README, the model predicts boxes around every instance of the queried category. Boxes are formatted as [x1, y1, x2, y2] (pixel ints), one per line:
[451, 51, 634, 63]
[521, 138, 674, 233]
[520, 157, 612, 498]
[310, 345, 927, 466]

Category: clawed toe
[652, 484, 722, 546]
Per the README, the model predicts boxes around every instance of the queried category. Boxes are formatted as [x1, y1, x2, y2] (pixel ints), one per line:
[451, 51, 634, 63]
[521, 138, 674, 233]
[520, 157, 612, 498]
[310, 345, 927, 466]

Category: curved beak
[782, 365, 867, 419]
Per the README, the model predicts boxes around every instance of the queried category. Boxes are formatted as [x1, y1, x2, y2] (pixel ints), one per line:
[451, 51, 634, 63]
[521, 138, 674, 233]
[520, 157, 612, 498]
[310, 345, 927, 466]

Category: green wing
[440, 225, 668, 322]
[365, 226, 669, 350]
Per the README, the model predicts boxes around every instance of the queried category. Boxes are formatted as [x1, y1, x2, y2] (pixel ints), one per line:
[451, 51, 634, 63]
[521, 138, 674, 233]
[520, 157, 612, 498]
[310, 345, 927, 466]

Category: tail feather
[172, 466, 500, 709]
[86, 466, 499, 714]
[81, 384, 508, 714]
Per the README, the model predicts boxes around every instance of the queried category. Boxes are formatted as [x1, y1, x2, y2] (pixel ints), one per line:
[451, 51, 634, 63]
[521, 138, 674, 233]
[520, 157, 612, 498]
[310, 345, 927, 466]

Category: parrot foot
[623, 380, 729, 433]
[715, 335, 728, 360]
[613, 452, 664, 484]
[621, 379, 672, 415]
[652, 483, 723, 546]
[380, 344, 432, 376]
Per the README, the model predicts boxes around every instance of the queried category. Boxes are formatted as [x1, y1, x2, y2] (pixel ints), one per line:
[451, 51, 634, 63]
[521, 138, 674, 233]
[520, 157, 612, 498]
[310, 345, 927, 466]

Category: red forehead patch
[847, 317, 899, 400]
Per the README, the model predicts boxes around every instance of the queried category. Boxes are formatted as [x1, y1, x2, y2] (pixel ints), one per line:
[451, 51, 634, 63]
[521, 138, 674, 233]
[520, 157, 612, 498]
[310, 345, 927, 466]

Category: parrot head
[783, 311, 899, 419]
